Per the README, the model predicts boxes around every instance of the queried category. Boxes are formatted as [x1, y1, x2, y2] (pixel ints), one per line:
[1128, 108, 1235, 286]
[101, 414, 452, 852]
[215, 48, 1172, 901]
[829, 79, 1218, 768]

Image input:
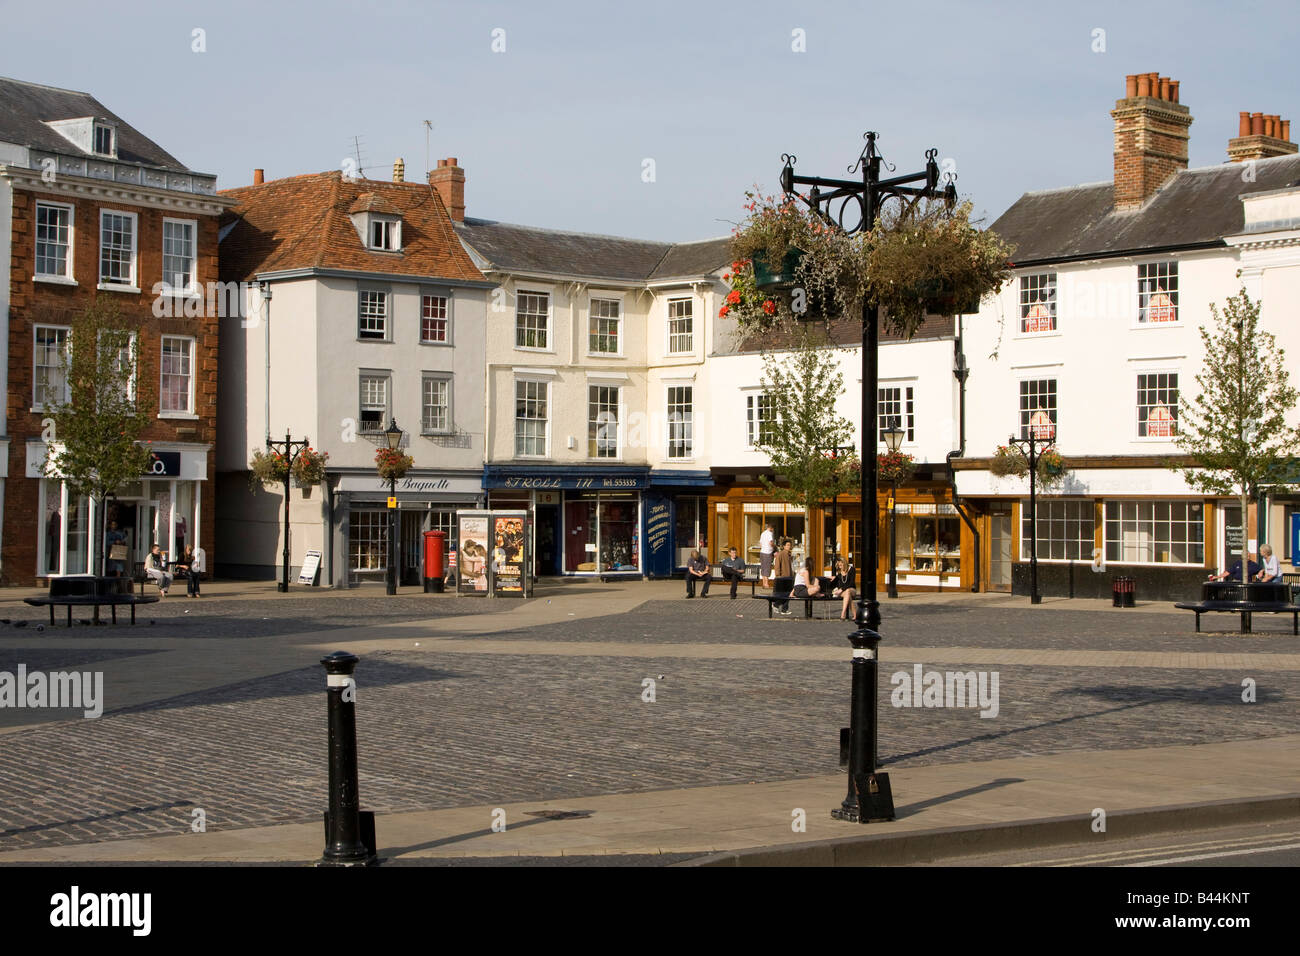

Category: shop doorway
[535, 504, 558, 576]
[987, 506, 1013, 592]
[106, 501, 140, 578]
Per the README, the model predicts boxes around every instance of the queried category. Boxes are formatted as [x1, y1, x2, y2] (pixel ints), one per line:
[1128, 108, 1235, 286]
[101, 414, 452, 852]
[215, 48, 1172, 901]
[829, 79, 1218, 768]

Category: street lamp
[779, 133, 955, 824]
[884, 418, 905, 599]
[1008, 412, 1056, 604]
[385, 418, 403, 597]
[266, 429, 309, 593]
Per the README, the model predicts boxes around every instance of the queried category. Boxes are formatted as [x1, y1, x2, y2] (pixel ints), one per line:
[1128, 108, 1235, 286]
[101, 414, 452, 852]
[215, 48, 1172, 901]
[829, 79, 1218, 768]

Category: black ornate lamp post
[1008, 414, 1056, 604]
[780, 133, 955, 823]
[384, 418, 403, 596]
[266, 429, 309, 593]
[884, 418, 905, 599]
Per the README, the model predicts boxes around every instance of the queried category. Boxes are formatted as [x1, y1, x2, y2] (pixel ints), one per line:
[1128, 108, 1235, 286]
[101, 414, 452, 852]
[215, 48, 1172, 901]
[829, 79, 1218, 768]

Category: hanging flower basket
[990, 445, 1068, 487]
[877, 450, 916, 485]
[292, 446, 329, 486]
[375, 447, 414, 482]
[752, 248, 804, 290]
[249, 449, 290, 489]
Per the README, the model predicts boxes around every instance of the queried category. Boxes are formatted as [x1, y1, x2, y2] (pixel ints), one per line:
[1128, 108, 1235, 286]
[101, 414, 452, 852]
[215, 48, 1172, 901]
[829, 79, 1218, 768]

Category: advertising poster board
[456, 511, 491, 594]
[298, 550, 322, 586]
[491, 510, 529, 597]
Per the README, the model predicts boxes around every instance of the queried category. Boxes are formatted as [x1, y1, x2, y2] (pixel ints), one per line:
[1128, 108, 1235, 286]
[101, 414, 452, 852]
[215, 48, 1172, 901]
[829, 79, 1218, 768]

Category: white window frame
[93, 123, 115, 157]
[359, 372, 391, 433]
[515, 291, 551, 352]
[161, 217, 199, 296]
[1135, 370, 1179, 440]
[32, 324, 71, 411]
[421, 374, 453, 435]
[1018, 377, 1058, 440]
[420, 291, 452, 345]
[98, 209, 139, 292]
[588, 384, 621, 460]
[667, 297, 694, 355]
[744, 390, 775, 448]
[1136, 261, 1179, 326]
[666, 384, 694, 460]
[368, 216, 402, 251]
[1019, 498, 1096, 563]
[357, 287, 390, 340]
[1017, 272, 1057, 336]
[1103, 499, 1205, 567]
[34, 200, 75, 283]
[159, 335, 196, 417]
[587, 296, 623, 357]
[514, 377, 550, 458]
[878, 382, 917, 445]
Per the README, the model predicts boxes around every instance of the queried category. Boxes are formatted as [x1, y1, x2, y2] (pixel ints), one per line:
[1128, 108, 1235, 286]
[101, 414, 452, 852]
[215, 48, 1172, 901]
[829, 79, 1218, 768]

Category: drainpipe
[259, 281, 272, 444]
[945, 312, 981, 592]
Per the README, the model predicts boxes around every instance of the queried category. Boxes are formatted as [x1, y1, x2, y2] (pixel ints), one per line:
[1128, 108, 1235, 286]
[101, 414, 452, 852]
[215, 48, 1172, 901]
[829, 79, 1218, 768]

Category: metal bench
[1174, 581, 1299, 634]
[24, 575, 160, 627]
[755, 593, 841, 619]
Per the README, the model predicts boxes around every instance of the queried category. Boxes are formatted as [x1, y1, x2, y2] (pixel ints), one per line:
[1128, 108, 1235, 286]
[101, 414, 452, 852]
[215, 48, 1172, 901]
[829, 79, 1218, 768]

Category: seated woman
[1254, 543, 1282, 584]
[790, 558, 822, 600]
[829, 558, 858, 620]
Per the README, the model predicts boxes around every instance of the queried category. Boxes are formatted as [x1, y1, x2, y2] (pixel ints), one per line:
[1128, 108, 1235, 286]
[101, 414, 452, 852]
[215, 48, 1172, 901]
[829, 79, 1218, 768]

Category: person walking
[759, 523, 776, 587]
[828, 558, 858, 620]
[772, 538, 795, 615]
[1254, 543, 1282, 583]
[145, 544, 172, 596]
[685, 549, 711, 598]
[720, 546, 747, 599]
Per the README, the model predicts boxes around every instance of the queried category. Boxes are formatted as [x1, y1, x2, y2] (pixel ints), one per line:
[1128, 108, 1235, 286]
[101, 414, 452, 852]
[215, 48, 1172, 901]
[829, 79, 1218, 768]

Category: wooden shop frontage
[706, 478, 976, 592]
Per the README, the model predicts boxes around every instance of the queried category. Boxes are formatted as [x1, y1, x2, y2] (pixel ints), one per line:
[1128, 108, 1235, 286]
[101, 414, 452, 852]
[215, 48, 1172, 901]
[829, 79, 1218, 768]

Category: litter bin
[423, 530, 446, 593]
[1112, 575, 1135, 607]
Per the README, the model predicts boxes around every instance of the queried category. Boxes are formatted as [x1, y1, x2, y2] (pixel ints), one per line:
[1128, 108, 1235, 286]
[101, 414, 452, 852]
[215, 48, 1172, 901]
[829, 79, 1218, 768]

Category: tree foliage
[1173, 289, 1300, 581]
[42, 295, 154, 508]
[753, 335, 858, 518]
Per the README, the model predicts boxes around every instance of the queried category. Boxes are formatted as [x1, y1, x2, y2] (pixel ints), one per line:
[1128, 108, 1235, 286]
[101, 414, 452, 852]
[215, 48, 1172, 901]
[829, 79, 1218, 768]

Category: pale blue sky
[3, 0, 1296, 240]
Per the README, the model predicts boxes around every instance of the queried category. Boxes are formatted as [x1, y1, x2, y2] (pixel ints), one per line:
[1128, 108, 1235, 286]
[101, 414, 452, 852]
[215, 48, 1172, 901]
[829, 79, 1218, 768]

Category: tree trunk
[1241, 487, 1250, 585]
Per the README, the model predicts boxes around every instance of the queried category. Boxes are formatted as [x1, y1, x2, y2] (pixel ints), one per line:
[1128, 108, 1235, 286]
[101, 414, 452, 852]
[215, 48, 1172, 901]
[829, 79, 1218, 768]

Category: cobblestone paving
[0, 594, 500, 640]
[0, 634, 1296, 850]
[0, 648, 162, 674]
[497, 598, 1299, 652]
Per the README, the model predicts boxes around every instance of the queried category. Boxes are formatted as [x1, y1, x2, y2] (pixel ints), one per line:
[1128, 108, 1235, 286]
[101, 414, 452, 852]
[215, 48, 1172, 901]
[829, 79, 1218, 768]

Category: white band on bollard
[327, 674, 352, 687]
[853, 649, 874, 660]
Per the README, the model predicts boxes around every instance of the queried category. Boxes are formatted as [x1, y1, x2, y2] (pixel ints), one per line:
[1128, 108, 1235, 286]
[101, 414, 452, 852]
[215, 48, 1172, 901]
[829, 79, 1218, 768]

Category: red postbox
[423, 530, 446, 593]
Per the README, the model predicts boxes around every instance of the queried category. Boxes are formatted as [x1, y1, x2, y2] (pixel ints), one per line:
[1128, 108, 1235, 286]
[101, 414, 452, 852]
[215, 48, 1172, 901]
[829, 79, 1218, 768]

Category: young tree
[42, 296, 155, 575]
[1173, 288, 1300, 583]
[754, 334, 857, 566]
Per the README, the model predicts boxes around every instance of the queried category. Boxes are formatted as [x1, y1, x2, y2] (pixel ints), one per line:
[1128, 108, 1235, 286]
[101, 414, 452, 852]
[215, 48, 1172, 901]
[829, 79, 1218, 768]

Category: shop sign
[497, 474, 647, 490]
[335, 474, 482, 495]
[646, 501, 671, 557]
[143, 451, 181, 477]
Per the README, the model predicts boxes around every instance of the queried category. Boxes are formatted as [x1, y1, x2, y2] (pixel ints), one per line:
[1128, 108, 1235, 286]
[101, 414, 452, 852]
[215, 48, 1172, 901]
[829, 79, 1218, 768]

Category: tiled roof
[0, 75, 190, 171]
[991, 154, 1300, 265]
[648, 237, 732, 280]
[219, 171, 485, 283]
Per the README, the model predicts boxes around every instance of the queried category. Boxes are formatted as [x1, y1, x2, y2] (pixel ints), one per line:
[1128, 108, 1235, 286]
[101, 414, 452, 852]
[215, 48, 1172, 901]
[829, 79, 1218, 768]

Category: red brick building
[0, 77, 229, 584]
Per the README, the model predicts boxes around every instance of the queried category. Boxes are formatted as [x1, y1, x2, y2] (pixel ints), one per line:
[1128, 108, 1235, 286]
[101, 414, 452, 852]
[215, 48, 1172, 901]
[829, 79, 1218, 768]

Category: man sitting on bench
[1208, 555, 1261, 582]
[720, 546, 747, 600]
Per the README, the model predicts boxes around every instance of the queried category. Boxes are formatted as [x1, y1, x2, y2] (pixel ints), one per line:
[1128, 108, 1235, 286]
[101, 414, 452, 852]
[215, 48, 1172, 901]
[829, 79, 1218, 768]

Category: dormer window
[93, 123, 115, 157]
[369, 217, 400, 251]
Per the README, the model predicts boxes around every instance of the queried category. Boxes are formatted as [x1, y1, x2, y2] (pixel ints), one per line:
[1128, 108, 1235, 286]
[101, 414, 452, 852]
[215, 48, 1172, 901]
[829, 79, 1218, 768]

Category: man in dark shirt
[686, 550, 711, 598]
[1209, 557, 1262, 583]
[719, 546, 747, 599]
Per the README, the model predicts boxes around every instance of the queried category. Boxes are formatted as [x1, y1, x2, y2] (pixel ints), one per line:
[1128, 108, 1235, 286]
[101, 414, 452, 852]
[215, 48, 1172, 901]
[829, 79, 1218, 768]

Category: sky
[2, 0, 1297, 241]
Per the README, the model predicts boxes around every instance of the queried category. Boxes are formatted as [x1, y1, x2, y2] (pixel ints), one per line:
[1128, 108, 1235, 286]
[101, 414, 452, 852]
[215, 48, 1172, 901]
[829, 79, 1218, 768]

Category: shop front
[27, 441, 209, 580]
[332, 471, 483, 588]
[708, 480, 974, 591]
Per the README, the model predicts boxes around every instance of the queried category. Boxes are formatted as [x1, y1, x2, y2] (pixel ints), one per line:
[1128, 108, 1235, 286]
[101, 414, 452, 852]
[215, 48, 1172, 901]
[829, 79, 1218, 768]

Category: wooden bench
[1174, 581, 1299, 634]
[24, 575, 160, 627]
[755, 593, 841, 619]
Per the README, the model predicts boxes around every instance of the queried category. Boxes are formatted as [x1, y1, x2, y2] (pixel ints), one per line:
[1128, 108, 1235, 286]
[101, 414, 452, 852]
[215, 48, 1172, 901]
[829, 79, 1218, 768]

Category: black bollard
[319, 651, 376, 866]
[831, 627, 895, 824]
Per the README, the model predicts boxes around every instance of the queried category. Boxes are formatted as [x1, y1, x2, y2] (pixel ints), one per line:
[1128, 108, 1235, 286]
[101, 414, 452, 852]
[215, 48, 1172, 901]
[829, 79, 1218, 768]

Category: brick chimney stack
[393, 157, 405, 182]
[1227, 111, 1297, 162]
[428, 157, 465, 222]
[1111, 72, 1192, 211]
[253, 168, 264, 185]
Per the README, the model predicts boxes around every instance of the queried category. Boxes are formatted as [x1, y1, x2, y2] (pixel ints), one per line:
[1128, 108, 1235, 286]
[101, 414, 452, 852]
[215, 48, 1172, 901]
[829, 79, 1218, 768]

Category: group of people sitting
[1207, 542, 1283, 583]
[685, 539, 859, 619]
[145, 543, 205, 597]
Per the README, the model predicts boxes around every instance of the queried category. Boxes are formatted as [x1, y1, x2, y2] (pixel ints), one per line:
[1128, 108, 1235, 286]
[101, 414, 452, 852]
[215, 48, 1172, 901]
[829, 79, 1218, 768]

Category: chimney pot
[1169, 80, 1179, 103]
[253, 168, 264, 185]
[1125, 74, 1138, 97]
[1159, 77, 1171, 100]
[447, 157, 458, 167]
[1252, 112, 1265, 135]
[393, 157, 405, 182]
[1239, 112, 1252, 136]
[1284, 120, 1292, 142]
[1136, 74, 1151, 97]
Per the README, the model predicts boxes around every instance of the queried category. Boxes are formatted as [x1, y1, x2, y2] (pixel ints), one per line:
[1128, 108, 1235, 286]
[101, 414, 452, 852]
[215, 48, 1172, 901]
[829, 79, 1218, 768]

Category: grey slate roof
[456, 218, 731, 282]
[991, 154, 1300, 266]
[0, 75, 189, 172]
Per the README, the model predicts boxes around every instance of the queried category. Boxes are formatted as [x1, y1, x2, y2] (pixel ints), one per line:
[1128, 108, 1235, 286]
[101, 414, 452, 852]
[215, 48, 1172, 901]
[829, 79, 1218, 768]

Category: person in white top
[1254, 543, 1282, 583]
[759, 524, 776, 587]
